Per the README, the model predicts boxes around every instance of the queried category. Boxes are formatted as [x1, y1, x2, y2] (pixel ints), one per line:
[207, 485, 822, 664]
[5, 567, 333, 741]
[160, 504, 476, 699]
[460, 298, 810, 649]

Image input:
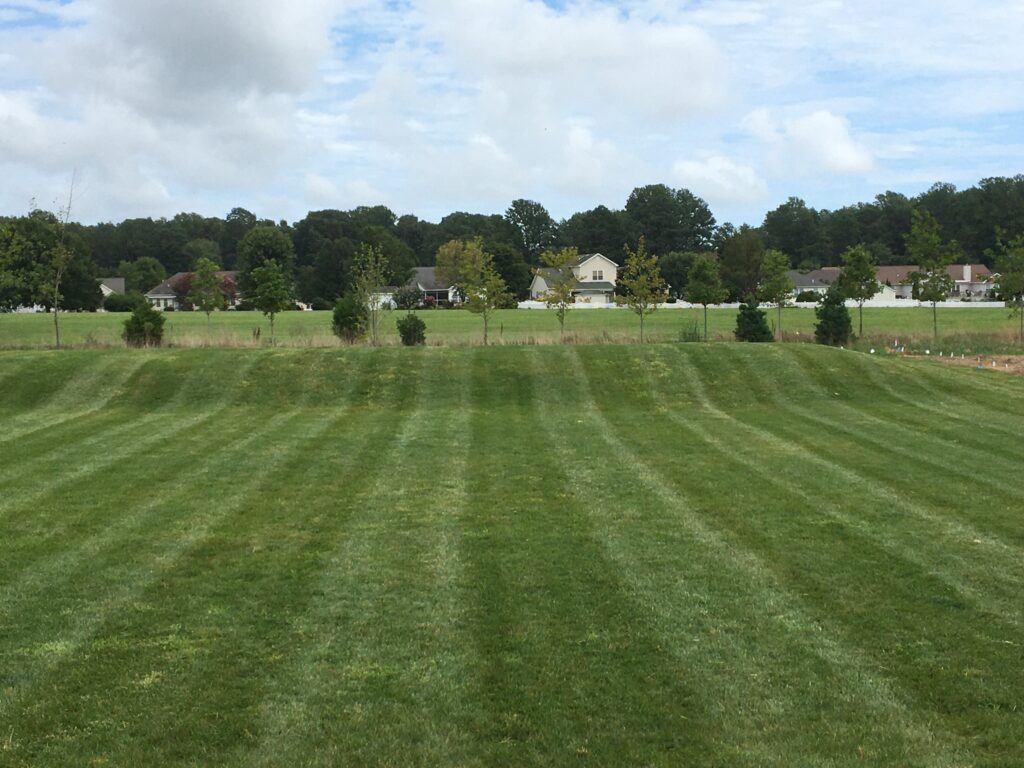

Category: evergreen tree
[734, 297, 773, 342]
[814, 285, 853, 346]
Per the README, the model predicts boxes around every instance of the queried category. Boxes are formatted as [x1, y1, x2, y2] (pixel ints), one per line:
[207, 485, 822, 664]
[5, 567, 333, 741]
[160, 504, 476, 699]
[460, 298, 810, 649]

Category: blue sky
[1, 0, 1022, 225]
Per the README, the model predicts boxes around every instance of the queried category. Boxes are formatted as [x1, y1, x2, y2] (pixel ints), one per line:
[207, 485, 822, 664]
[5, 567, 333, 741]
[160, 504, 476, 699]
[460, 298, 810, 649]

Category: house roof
[99, 277, 126, 294]
[787, 267, 841, 289]
[146, 271, 238, 298]
[407, 267, 452, 292]
[575, 253, 618, 268]
[874, 264, 991, 286]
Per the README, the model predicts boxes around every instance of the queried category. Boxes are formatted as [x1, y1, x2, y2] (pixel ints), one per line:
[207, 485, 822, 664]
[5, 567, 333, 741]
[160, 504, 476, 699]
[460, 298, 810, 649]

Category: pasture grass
[2, 306, 1024, 351]
[1, 344, 1023, 766]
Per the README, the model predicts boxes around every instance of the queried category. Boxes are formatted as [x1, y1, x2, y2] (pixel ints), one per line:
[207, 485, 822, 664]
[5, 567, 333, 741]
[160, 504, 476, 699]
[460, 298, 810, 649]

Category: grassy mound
[1, 345, 1023, 766]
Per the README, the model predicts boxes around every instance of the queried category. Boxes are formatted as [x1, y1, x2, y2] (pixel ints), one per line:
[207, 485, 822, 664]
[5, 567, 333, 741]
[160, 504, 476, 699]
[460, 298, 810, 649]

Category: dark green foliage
[626, 184, 716, 254]
[332, 292, 366, 342]
[396, 313, 427, 346]
[236, 226, 296, 294]
[734, 298, 773, 342]
[393, 285, 421, 310]
[814, 286, 853, 346]
[103, 292, 145, 313]
[796, 290, 820, 303]
[658, 251, 698, 298]
[122, 302, 166, 346]
[719, 226, 765, 301]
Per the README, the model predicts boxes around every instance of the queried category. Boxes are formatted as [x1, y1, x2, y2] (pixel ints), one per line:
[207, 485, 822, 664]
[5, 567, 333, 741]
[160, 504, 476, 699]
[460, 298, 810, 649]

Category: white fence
[518, 300, 1008, 311]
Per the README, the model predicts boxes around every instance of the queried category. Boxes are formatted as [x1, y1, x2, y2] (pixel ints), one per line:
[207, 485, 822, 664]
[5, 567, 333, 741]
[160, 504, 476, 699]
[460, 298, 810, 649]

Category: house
[530, 253, 619, 306]
[875, 264, 994, 301]
[373, 267, 460, 308]
[788, 267, 841, 298]
[146, 271, 241, 310]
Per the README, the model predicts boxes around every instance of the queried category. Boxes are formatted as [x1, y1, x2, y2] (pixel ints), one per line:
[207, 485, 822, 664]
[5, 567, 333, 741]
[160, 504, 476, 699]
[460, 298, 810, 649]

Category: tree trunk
[483, 314, 489, 346]
[703, 305, 709, 342]
[270, 315, 275, 346]
[53, 306, 60, 349]
[932, 302, 938, 341]
[1019, 306, 1023, 346]
[777, 304, 782, 341]
[640, 313, 645, 344]
[859, 302, 864, 338]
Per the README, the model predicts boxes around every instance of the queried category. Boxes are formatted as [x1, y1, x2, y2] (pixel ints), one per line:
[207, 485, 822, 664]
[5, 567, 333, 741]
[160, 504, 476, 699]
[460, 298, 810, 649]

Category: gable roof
[575, 253, 618, 268]
[146, 271, 238, 298]
[787, 267, 841, 290]
[874, 264, 992, 285]
[99, 277, 126, 295]
[407, 267, 452, 292]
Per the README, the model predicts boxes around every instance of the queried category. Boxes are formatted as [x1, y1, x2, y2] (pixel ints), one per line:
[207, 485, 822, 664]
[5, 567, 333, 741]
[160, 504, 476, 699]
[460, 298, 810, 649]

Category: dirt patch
[908, 354, 1024, 375]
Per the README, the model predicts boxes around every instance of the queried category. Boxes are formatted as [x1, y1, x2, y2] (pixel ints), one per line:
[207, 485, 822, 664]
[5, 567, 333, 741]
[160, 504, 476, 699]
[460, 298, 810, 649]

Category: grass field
[2, 345, 1023, 766]
[2, 306, 1023, 351]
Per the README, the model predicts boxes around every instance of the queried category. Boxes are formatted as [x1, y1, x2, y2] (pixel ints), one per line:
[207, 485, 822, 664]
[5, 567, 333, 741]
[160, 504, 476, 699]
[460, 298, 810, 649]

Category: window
[592, 270, 603, 281]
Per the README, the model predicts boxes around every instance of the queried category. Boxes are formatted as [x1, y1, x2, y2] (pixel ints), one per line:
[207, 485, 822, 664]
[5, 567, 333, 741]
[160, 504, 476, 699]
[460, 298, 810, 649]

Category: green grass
[1, 345, 1023, 766]
[2, 306, 1023, 349]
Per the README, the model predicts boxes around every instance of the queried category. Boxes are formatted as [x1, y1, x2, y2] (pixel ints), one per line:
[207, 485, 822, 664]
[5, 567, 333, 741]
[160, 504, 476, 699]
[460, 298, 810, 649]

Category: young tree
[537, 246, 580, 340]
[684, 254, 728, 342]
[814, 284, 853, 346]
[618, 237, 669, 343]
[191, 256, 226, 332]
[464, 257, 511, 346]
[992, 233, 1024, 344]
[734, 298, 774, 342]
[122, 301, 166, 347]
[759, 249, 795, 338]
[837, 244, 880, 337]
[905, 209, 955, 340]
[332, 291, 367, 343]
[250, 260, 293, 344]
[435, 237, 487, 297]
[350, 243, 391, 346]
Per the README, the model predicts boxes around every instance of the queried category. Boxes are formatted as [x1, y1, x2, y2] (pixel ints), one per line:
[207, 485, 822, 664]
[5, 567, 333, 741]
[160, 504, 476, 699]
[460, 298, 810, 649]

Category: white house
[530, 253, 619, 306]
[374, 267, 460, 308]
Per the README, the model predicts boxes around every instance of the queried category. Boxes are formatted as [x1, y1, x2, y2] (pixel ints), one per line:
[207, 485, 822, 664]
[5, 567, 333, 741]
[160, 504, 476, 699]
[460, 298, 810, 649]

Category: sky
[1, 0, 1023, 226]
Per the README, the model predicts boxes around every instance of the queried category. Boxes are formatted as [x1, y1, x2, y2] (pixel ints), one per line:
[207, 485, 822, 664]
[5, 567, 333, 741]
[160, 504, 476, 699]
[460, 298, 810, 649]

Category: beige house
[530, 253, 619, 306]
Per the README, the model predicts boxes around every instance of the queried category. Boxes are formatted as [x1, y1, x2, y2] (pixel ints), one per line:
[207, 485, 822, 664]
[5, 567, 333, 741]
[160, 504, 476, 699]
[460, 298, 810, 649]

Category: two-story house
[529, 253, 619, 306]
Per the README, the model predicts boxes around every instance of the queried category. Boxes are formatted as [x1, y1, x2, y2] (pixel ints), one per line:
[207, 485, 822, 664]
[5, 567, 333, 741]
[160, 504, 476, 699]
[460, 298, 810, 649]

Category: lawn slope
[1, 345, 1022, 767]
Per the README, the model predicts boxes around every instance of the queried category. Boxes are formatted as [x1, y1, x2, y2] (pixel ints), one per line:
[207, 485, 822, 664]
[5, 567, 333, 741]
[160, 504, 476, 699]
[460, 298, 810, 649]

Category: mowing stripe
[561, 347, 965, 764]
[640, 347, 1024, 631]
[246, 352, 484, 766]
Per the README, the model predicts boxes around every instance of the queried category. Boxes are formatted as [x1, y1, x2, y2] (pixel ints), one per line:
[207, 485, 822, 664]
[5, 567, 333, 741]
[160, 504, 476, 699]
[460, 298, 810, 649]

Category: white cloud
[673, 155, 769, 205]
[743, 109, 874, 175]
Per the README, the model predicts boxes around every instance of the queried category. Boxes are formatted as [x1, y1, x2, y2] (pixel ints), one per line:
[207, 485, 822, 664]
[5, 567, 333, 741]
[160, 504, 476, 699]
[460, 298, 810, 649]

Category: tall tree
[506, 199, 557, 263]
[992, 232, 1024, 344]
[625, 184, 716, 255]
[837, 244, 880, 337]
[181, 238, 221, 270]
[905, 209, 955, 340]
[191, 257, 227, 333]
[250, 260, 293, 345]
[684, 254, 727, 342]
[758, 249, 795, 338]
[236, 225, 296, 294]
[718, 225, 765, 301]
[557, 205, 639, 258]
[118, 256, 166, 294]
[658, 251, 699, 299]
[350, 243, 392, 347]
[762, 197, 826, 268]
[617, 237, 668, 343]
[537, 246, 580, 340]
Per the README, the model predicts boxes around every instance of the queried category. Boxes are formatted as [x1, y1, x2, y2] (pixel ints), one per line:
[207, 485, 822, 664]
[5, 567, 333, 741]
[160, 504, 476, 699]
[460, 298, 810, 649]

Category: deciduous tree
[992, 232, 1024, 343]
[618, 237, 668, 343]
[192, 257, 226, 332]
[351, 243, 391, 346]
[251, 260, 293, 344]
[837, 244, 880, 337]
[906, 209, 955, 340]
[684, 254, 727, 341]
[759, 249, 795, 338]
[538, 246, 580, 340]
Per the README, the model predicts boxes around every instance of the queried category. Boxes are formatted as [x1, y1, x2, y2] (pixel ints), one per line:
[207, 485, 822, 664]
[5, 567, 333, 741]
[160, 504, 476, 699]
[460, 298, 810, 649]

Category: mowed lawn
[1, 306, 1022, 348]
[1, 345, 1023, 766]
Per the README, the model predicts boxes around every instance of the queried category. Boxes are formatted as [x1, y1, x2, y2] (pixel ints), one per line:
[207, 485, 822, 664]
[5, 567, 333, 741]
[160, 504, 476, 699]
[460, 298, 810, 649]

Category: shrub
[122, 302, 166, 347]
[310, 297, 333, 311]
[734, 298, 773, 342]
[815, 285, 853, 346]
[796, 290, 819, 303]
[104, 292, 145, 313]
[235, 299, 256, 312]
[396, 313, 427, 346]
[678, 319, 702, 343]
[332, 292, 366, 342]
[394, 285, 422, 311]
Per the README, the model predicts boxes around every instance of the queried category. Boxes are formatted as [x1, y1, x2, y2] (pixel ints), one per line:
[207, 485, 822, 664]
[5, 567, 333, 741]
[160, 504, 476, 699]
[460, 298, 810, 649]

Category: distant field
[1, 306, 1022, 349]
[2, 345, 1023, 766]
